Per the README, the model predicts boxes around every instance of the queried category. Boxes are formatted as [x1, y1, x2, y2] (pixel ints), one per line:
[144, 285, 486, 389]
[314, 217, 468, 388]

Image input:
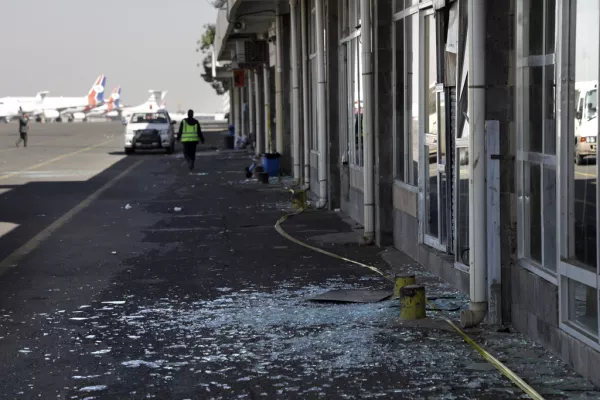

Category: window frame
[342, 34, 364, 168]
[420, 9, 449, 252]
[556, 0, 600, 346]
[514, 0, 600, 349]
[516, 0, 559, 280]
[453, 0, 469, 270]
[393, 3, 434, 186]
[339, 0, 363, 167]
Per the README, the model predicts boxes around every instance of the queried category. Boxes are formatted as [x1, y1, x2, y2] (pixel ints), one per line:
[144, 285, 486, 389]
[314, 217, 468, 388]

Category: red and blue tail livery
[107, 86, 121, 111]
[87, 75, 106, 107]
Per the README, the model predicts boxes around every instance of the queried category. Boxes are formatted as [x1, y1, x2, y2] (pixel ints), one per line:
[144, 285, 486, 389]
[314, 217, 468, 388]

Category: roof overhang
[214, 0, 289, 63]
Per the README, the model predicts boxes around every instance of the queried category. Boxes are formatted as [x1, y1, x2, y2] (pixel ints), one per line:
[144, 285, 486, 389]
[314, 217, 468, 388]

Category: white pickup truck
[124, 110, 176, 155]
[575, 83, 598, 165]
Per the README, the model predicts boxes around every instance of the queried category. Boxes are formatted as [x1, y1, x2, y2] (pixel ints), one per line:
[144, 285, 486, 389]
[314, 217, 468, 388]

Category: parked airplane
[0, 75, 106, 122]
[47, 75, 107, 121]
[0, 92, 48, 121]
[121, 90, 167, 120]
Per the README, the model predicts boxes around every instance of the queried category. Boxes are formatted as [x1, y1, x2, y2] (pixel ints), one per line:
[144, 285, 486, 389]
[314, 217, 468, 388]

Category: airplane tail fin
[35, 91, 49, 103]
[146, 90, 167, 110]
[160, 91, 168, 109]
[87, 75, 106, 107]
[146, 90, 164, 104]
[107, 86, 121, 111]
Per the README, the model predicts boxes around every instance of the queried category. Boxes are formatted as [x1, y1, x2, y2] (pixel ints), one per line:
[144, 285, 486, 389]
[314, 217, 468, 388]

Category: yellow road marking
[0, 137, 116, 181]
[275, 209, 544, 400]
[0, 159, 143, 277]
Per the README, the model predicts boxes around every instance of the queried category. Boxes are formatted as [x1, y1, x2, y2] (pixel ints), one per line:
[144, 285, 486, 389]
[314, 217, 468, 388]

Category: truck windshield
[585, 89, 597, 120]
[130, 113, 169, 124]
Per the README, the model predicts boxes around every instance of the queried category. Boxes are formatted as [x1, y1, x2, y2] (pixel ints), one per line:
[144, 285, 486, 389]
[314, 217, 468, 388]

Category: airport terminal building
[214, 0, 600, 384]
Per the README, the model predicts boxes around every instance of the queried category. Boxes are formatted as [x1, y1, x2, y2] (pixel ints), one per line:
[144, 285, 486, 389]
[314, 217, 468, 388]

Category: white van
[124, 110, 176, 155]
[575, 83, 598, 165]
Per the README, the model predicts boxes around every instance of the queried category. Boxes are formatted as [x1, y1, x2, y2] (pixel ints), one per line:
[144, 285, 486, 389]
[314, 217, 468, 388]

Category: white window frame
[516, 0, 559, 281]
[418, 9, 447, 252]
[420, 10, 450, 253]
[453, 0, 470, 271]
[340, 30, 364, 168]
[556, 0, 600, 348]
[392, 2, 432, 187]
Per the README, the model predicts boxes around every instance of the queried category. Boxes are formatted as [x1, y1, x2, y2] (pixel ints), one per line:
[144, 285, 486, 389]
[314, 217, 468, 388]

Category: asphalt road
[0, 122, 597, 399]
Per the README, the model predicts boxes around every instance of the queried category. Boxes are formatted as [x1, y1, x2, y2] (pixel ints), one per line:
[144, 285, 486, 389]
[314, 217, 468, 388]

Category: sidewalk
[211, 152, 599, 399]
[164, 151, 599, 398]
[271, 204, 598, 399]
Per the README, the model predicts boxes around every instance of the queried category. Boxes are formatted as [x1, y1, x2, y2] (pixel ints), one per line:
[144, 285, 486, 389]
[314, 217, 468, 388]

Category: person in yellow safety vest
[177, 109, 205, 171]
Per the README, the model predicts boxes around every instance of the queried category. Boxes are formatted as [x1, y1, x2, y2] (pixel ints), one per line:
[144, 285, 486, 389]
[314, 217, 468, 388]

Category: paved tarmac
[0, 121, 597, 399]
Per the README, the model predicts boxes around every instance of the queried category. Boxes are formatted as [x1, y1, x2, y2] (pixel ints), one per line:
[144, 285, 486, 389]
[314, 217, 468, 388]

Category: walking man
[16, 112, 29, 148]
[177, 109, 205, 171]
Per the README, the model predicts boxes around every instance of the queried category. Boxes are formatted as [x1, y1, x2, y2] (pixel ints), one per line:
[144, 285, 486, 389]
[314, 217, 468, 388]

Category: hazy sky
[0, 0, 223, 113]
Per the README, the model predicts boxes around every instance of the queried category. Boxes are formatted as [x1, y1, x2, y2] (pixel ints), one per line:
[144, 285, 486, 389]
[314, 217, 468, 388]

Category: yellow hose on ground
[274, 209, 544, 400]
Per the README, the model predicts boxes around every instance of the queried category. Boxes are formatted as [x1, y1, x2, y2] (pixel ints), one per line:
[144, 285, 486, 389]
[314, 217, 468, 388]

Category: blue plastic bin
[261, 153, 280, 177]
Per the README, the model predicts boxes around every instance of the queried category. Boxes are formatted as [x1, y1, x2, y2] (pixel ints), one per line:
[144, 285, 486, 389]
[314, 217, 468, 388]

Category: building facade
[214, 0, 600, 385]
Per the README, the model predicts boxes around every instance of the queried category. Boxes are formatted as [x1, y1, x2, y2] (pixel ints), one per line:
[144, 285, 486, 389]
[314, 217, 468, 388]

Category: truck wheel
[166, 142, 175, 154]
[125, 148, 134, 155]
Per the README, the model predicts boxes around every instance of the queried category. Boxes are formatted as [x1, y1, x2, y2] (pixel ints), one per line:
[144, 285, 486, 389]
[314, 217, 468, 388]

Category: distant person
[16, 113, 29, 148]
[177, 109, 205, 171]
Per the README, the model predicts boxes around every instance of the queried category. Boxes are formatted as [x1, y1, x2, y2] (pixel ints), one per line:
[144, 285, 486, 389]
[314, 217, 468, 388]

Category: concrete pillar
[263, 64, 272, 153]
[316, 0, 328, 208]
[240, 83, 246, 139]
[234, 86, 241, 139]
[326, 0, 340, 209]
[485, 0, 516, 325]
[361, 0, 375, 243]
[254, 69, 264, 155]
[228, 87, 233, 126]
[290, 0, 302, 181]
[248, 71, 255, 149]
[300, 0, 310, 187]
[462, 0, 487, 328]
[282, 15, 293, 175]
[374, 0, 394, 246]
[275, 5, 284, 155]
[240, 76, 248, 138]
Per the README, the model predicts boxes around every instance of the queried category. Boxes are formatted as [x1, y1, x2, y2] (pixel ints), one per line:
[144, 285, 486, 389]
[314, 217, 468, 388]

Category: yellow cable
[275, 209, 544, 400]
[275, 211, 392, 281]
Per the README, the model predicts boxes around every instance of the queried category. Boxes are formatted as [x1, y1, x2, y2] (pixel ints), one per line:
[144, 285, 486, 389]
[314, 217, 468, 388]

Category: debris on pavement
[79, 385, 108, 392]
[124, 204, 132, 210]
[2, 132, 597, 399]
[308, 289, 392, 303]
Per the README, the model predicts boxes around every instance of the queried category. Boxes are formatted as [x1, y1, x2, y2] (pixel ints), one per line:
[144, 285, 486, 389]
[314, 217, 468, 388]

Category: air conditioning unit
[235, 40, 269, 68]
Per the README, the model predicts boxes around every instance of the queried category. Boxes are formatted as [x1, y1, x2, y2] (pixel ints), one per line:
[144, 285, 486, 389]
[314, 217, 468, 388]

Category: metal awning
[214, 0, 290, 63]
